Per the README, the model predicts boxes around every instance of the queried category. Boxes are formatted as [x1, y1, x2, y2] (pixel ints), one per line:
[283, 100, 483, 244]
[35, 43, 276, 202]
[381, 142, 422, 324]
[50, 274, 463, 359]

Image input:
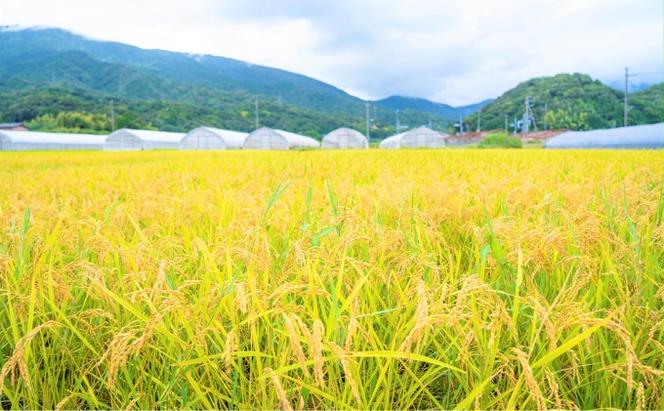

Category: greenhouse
[104, 129, 185, 151]
[321, 127, 369, 149]
[545, 123, 663, 149]
[243, 127, 320, 150]
[0, 130, 106, 151]
[180, 127, 248, 150]
[379, 126, 447, 149]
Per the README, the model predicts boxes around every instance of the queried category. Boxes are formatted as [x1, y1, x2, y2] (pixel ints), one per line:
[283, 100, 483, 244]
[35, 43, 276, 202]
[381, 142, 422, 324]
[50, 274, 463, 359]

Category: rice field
[0, 149, 662, 410]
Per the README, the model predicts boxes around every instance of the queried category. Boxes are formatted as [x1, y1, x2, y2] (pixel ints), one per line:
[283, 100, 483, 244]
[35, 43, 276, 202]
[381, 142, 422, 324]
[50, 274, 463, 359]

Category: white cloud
[0, 0, 661, 105]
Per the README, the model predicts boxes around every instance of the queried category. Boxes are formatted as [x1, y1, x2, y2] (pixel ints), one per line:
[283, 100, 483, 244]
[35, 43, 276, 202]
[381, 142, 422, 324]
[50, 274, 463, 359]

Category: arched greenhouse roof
[322, 127, 369, 149]
[243, 127, 319, 150]
[104, 128, 185, 150]
[0, 130, 106, 150]
[180, 127, 248, 150]
[544, 123, 663, 149]
[379, 126, 447, 149]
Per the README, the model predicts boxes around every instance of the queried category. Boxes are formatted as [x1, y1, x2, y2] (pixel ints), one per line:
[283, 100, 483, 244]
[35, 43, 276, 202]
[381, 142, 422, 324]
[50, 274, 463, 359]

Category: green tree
[26, 111, 112, 134]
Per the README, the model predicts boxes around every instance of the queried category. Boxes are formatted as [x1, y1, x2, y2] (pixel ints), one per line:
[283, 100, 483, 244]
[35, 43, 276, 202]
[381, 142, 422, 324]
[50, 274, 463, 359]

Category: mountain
[0, 26, 362, 114]
[463, 73, 662, 131]
[375, 96, 492, 120]
[0, 26, 478, 137]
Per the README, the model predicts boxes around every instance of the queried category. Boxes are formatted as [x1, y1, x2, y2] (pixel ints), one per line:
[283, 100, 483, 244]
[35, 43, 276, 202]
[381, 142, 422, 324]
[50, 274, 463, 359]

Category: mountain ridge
[375, 95, 494, 119]
[0, 26, 493, 136]
[0, 26, 484, 120]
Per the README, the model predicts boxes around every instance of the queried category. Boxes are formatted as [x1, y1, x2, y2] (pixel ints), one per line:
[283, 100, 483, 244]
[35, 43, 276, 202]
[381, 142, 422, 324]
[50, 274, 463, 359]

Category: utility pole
[365, 101, 371, 140]
[254, 98, 259, 129]
[110, 100, 115, 131]
[513, 117, 518, 134]
[544, 102, 548, 131]
[504, 113, 508, 133]
[476, 109, 481, 132]
[522, 97, 531, 134]
[396, 109, 400, 133]
[624, 67, 631, 127]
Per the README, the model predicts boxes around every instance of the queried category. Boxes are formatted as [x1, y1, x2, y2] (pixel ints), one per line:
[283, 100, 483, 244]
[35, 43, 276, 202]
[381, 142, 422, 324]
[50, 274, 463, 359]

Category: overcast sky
[1, 0, 662, 105]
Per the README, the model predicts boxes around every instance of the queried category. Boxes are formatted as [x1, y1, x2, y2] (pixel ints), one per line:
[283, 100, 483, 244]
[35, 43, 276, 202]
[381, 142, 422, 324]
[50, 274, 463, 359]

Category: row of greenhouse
[0, 126, 447, 151]
[0, 123, 661, 151]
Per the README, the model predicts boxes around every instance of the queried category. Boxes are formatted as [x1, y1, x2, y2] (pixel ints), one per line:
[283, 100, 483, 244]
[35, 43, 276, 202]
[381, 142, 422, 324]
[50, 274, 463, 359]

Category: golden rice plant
[0, 149, 661, 409]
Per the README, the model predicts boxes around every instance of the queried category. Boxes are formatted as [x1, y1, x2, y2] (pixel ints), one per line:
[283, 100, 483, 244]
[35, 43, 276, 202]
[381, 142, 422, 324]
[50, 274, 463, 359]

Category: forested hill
[0, 26, 363, 115]
[464, 73, 663, 131]
[0, 26, 482, 137]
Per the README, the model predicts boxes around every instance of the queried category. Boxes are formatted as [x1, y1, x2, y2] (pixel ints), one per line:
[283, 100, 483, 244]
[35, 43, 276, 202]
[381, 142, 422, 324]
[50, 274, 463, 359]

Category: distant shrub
[478, 132, 523, 148]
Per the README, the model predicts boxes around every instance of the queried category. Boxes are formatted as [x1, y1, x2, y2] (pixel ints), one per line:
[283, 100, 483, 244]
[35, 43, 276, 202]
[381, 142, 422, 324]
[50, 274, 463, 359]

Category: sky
[0, 0, 662, 105]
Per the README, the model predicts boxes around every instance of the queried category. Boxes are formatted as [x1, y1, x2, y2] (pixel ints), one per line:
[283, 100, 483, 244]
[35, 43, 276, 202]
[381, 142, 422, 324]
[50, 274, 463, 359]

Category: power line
[629, 71, 664, 76]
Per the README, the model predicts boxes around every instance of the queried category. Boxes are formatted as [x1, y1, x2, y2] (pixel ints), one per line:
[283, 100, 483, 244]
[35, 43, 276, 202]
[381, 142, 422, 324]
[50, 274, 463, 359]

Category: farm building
[243, 127, 319, 150]
[444, 132, 485, 147]
[321, 127, 369, 149]
[379, 126, 447, 149]
[180, 127, 248, 150]
[104, 129, 185, 151]
[544, 123, 663, 149]
[0, 130, 105, 150]
[0, 122, 29, 131]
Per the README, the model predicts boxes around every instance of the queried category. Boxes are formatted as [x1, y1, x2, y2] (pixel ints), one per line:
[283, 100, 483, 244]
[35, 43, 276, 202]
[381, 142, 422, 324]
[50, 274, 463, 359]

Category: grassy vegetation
[0, 150, 661, 409]
[477, 132, 523, 148]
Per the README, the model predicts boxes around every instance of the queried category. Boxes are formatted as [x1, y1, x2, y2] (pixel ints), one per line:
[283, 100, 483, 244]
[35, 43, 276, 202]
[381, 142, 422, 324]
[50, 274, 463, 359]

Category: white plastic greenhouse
[104, 129, 185, 151]
[0, 130, 105, 151]
[321, 127, 369, 149]
[180, 127, 248, 150]
[243, 127, 320, 150]
[379, 126, 447, 149]
[544, 123, 663, 149]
